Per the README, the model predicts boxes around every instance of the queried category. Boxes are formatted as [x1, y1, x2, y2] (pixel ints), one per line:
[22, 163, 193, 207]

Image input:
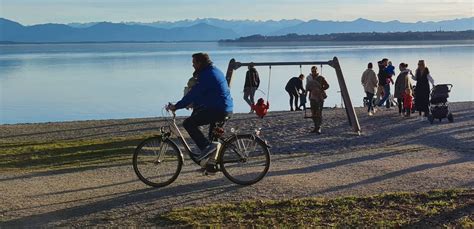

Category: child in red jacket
[252, 98, 270, 118]
[403, 88, 413, 117]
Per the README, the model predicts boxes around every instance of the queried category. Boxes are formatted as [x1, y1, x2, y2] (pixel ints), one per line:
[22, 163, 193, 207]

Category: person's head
[257, 98, 264, 105]
[388, 61, 393, 66]
[248, 63, 255, 70]
[311, 66, 319, 76]
[192, 52, 212, 71]
[382, 58, 389, 66]
[368, 62, 373, 69]
[399, 62, 408, 71]
[405, 88, 412, 96]
[417, 60, 426, 69]
[298, 74, 305, 80]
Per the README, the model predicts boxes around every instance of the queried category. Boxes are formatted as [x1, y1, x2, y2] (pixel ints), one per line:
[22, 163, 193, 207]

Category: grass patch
[0, 135, 151, 172]
[157, 189, 474, 227]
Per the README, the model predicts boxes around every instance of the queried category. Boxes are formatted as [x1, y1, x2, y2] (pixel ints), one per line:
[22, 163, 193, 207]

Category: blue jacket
[175, 65, 233, 113]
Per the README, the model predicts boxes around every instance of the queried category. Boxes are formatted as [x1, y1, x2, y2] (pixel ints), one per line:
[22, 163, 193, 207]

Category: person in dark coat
[394, 63, 413, 116]
[243, 63, 260, 113]
[285, 74, 305, 111]
[377, 58, 393, 108]
[412, 60, 435, 119]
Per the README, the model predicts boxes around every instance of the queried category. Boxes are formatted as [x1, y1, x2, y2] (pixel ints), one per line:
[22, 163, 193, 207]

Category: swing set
[225, 56, 361, 134]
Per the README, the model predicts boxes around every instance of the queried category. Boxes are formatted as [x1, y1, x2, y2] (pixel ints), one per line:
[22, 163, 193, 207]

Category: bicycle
[132, 105, 271, 188]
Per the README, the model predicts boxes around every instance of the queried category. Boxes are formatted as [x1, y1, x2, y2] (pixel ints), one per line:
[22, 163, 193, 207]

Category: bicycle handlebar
[164, 103, 176, 119]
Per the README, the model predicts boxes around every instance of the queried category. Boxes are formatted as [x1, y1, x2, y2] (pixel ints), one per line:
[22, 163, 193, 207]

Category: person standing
[375, 58, 388, 105]
[306, 71, 329, 134]
[243, 64, 260, 113]
[361, 62, 378, 116]
[285, 74, 305, 111]
[412, 60, 435, 119]
[394, 63, 413, 116]
[377, 58, 392, 108]
[403, 88, 414, 117]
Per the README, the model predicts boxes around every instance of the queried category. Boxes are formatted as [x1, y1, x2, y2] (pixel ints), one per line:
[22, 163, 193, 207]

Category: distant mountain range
[1, 17, 473, 43]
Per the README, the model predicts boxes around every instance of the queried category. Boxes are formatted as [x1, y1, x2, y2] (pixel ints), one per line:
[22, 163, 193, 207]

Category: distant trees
[221, 30, 474, 42]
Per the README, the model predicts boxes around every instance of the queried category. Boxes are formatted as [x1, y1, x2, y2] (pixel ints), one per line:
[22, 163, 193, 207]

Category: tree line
[221, 30, 474, 42]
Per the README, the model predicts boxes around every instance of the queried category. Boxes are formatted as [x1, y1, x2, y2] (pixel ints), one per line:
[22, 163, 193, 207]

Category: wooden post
[225, 58, 236, 87]
[330, 57, 361, 134]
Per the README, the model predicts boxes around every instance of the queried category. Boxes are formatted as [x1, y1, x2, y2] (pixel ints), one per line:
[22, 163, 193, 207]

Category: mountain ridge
[1, 17, 473, 42]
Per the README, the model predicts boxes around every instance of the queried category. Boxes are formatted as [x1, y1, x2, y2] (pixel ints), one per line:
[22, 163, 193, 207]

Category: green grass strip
[0, 135, 152, 171]
[158, 189, 474, 227]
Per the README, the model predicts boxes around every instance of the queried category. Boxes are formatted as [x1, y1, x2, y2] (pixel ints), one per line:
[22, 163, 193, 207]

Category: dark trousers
[310, 99, 324, 128]
[286, 89, 299, 110]
[397, 98, 404, 114]
[365, 91, 374, 112]
[182, 109, 228, 151]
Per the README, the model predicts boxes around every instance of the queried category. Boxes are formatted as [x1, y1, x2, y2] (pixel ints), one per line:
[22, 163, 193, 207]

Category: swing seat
[252, 98, 270, 118]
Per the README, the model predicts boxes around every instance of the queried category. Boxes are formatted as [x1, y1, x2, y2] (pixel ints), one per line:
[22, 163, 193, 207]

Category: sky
[1, 0, 473, 25]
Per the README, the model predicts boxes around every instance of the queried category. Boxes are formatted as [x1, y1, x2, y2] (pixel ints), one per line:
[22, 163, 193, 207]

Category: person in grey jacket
[361, 62, 378, 116]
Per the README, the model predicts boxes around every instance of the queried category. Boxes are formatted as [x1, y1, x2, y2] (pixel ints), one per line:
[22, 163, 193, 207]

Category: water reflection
[0, 42, 473, 124]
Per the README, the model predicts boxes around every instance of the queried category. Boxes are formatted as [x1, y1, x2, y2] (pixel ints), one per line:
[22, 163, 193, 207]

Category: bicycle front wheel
[219, 134, 270, 185]
[133, 137, 183, 187]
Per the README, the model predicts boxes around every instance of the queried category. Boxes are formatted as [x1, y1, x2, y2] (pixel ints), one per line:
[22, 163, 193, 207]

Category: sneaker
[368, 112, 373, 116]
[373, 108, 378, 113]
[203, 164, 218, 176]
[311, 127, 321, 134]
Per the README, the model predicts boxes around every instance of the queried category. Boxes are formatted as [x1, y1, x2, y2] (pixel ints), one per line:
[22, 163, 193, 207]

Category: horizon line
[3, 16, 474, 26]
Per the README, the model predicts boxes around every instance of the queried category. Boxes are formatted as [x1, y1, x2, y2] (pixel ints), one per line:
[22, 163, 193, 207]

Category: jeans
[243, 87, 257, 108]
[378, 84, 391, 107]
[365, 91, 374, 112]
[182, 108, 229, 151]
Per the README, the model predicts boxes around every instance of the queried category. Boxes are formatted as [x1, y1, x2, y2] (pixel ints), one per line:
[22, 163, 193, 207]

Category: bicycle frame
[160, 110, 266, 164]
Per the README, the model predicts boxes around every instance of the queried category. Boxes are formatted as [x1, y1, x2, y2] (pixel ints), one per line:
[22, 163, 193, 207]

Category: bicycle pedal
[203, 170, 217, 176]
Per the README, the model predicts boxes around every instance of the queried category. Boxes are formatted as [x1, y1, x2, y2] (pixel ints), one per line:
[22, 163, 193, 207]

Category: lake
[1, 41, 473, 124]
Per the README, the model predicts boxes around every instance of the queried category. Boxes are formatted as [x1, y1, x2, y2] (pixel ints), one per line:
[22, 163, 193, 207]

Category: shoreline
[1, 100, 473, 126]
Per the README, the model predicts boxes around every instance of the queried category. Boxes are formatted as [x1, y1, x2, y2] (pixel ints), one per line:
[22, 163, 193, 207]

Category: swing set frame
[225, 56, 361, 134]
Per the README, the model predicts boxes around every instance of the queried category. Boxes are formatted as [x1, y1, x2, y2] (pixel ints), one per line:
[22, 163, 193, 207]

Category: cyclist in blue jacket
[167, 53, 233, 160]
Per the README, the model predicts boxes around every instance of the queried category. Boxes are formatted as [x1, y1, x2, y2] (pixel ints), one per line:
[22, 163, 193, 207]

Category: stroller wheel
[428, 114, 434, 124]
[447, 113, 454, 123]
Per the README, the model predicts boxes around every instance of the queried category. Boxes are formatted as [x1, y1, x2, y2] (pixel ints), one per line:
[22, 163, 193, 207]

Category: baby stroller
[428, 84, 453, 124]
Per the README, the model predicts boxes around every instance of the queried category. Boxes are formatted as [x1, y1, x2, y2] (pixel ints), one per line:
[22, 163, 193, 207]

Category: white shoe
[368, 112, 373, 116]
[373, 108, 377, 113]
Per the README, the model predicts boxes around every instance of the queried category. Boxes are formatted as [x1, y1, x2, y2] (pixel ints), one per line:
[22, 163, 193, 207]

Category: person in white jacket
[361, 62, 379, 116]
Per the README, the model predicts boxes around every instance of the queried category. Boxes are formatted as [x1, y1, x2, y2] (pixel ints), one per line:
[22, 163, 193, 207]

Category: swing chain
[267, 65, 271, 101]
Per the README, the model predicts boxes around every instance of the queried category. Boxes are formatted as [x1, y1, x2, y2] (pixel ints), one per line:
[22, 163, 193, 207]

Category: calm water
[1, 41, 473, 124]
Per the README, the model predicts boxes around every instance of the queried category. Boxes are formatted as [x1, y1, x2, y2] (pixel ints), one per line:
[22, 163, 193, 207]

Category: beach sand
[1, 102, 473, 227]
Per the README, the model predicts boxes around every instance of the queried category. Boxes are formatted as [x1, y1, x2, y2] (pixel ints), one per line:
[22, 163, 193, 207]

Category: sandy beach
[1, 101, 473, 227]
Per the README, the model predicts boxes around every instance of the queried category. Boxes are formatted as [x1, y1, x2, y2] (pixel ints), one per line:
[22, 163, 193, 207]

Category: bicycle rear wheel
[219, 134, 270, 185]
[133, 137, 183, 187]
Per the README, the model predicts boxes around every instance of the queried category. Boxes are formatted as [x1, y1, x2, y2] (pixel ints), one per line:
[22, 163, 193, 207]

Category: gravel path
[1, 102, 473, 227]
